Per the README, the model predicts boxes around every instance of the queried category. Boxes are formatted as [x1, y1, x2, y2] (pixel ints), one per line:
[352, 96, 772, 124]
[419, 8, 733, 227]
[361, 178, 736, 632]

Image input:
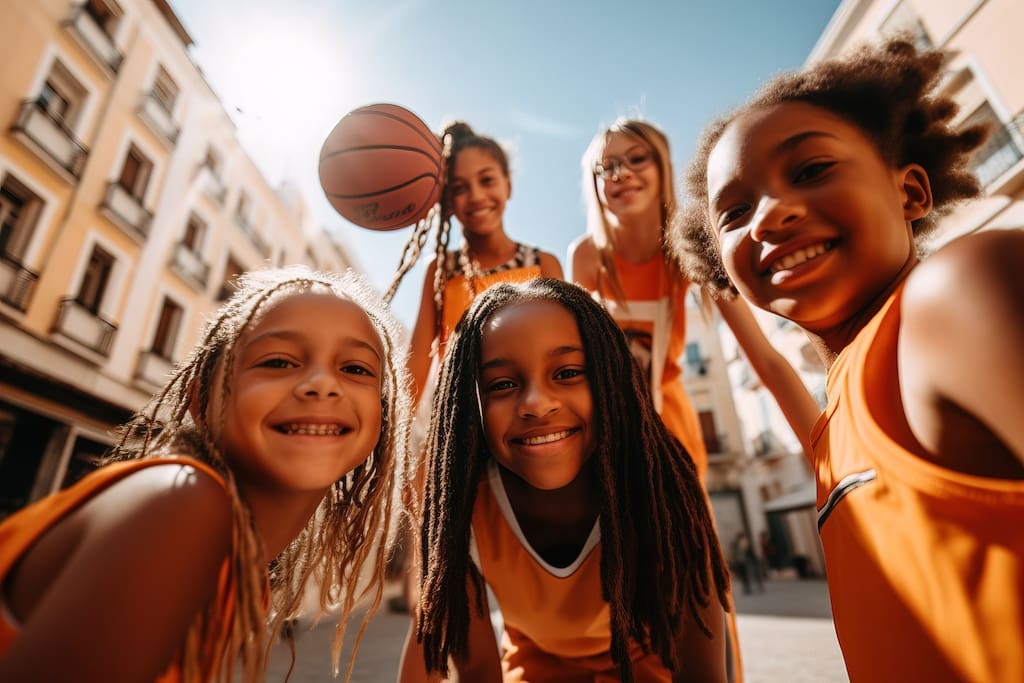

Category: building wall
[0, 0, 356, 517]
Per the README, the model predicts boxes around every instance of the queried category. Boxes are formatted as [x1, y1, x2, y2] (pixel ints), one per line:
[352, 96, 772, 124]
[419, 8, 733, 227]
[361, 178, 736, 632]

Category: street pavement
[266, 578, 848, 682]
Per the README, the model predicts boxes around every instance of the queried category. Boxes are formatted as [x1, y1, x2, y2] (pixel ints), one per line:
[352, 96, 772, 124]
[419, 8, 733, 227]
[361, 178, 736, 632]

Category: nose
[518, 382, 559, 419]
[749, 193, 805, 242]
[295, 366, 341, 399]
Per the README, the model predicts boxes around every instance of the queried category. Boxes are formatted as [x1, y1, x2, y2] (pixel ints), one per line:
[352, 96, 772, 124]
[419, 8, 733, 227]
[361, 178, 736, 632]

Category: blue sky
[170, 0, 841, 327]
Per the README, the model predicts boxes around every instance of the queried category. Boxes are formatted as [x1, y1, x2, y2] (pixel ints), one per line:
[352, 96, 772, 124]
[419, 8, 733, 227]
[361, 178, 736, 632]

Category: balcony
[0, 253, 39, 311]
[171, 241, 210, 290]
[64, 4, 123, 74]
[100, 181, 152, 242]
[138, 92, 180, 145]
[197, 165, 227, 206]
[10, 101, 89, 180]
[973, 121, 1024, 189]
[136, 349, 175, 388]
[52, 297, 116, 355]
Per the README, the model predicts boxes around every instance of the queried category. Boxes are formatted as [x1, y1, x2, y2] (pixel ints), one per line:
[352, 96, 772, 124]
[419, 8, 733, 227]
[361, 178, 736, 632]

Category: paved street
[266, 578, 848, 682]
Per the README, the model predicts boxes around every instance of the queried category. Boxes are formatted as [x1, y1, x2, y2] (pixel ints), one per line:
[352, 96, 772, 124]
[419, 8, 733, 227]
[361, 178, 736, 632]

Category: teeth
[521, 429, 573, 446]
[280, 423, 346, 436]
[770, 242, 829, 273]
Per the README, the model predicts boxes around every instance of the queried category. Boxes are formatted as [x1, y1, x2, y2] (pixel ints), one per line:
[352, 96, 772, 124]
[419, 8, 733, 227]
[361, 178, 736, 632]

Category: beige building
[0, 0, 355, 517]
[719, 0, 1024, 577]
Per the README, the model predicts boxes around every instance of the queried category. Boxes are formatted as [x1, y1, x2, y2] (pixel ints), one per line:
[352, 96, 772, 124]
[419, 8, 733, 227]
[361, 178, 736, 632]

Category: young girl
[570, 118, 820, 478]
[671, 38, 1024, 682]
[0, 266, 412, 682]
[386, 121, 563, 405]
[402, 278, 731, 682]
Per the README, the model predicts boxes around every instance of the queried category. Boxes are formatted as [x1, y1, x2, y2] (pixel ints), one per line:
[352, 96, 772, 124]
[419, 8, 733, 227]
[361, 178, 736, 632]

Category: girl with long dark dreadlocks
[670, 37, 1024, 682]
[0, 266, 412, 682]
[399, 278, 731, 682]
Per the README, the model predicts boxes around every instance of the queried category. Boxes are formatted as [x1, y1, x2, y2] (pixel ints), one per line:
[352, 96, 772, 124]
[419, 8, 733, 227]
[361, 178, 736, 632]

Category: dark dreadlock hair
[415, 278, 730, 681]
[383, 121, 512, 353]
[107, 266, 413, 682]
[669, 36, 989, 298]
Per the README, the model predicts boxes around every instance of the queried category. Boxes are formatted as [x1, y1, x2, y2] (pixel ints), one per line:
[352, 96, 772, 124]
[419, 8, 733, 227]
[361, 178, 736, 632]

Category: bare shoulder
[567, 234, 598, 287]
[902, 230, 1024, 328]
[537, 250, 564, 279]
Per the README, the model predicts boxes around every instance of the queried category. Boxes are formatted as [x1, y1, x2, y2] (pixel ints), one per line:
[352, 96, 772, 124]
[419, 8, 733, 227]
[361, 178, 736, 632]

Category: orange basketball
[318, 103, 442, 231]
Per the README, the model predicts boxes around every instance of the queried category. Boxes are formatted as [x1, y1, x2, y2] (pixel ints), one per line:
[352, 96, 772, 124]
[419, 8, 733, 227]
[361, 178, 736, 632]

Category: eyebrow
[710, 130, 840, 209]
[247, 330, 382, 362]
[480, 344, 584, 371]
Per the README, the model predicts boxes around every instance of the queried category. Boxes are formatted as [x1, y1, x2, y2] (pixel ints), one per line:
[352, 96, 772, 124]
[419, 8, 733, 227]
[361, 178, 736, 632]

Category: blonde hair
[580, 118, 685, 305]
[108, 266, 413, 681]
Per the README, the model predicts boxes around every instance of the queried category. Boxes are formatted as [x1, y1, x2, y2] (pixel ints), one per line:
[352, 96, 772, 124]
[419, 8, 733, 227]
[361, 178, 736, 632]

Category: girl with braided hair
[671, 37, 1024, 682]
[400, 278, 731, 682]
[0, 266, 413, 682]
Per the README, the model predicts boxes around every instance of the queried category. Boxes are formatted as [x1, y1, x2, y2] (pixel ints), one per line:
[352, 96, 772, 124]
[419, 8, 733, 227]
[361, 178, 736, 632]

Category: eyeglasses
[593, 150, 655, 180]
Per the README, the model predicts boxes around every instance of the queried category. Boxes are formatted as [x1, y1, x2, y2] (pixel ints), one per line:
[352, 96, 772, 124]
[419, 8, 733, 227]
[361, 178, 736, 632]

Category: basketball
[318, 103, 443, 231]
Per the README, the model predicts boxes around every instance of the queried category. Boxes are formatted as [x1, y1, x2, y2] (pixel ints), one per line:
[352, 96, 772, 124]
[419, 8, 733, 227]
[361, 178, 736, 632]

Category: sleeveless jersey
[471, 462, 671, 681]
[440, 243, 543, 345]
[593, 252, 708, 478]
[0, 458, 233, 682]
[811, 286, 1024, 682]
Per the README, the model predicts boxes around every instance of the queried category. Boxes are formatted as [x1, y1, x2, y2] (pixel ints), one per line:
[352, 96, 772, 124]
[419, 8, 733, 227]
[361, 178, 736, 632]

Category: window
[150, 297, 183, 359]
[0, 175, 42, 260]
[202, 147, 221, 176]
[84, 0, 120, 38]
[963, 102, 1024, 187]
[685, 342, 707, 375]
[879, 0, 932, 50]
[182, 213, 205, 252]
[35, 62, 86, 129]
[150, 65, 178, 114]
[235, 191, 250, 222]
[117, 144, 152, 199]
[77, 244, 114, 313]
[698, 410, 721, 454]
[218, 255, 244, 300]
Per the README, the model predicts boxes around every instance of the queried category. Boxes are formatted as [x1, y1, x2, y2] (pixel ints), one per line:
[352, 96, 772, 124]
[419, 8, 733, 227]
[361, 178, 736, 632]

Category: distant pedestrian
[671, 37, 1024, 682]
[0, 267, 413, 682]
[759, 530, 776, 579]
[732, 532, 764, 595]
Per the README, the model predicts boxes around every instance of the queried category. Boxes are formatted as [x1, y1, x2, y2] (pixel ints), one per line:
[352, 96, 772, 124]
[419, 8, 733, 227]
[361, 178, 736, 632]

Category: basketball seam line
[348, 108, 443, 153]
[325, 173, 440, 200]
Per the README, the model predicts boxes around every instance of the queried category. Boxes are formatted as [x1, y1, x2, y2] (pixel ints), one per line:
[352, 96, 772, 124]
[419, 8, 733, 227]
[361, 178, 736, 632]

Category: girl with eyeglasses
[569, 120, 821, 682]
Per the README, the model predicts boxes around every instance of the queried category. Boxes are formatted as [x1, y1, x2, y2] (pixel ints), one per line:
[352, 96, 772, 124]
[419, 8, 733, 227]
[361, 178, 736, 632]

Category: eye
[718, 204, 751, 231]
[256, 357, 295, 369]
[628, 152, 651, 166]
[483, 378, 516, 393]
[793, 160, 835, 183]
[554, 366, 586, 381]
[449, 183, 467, 196]
[480, 175, 497, 186]
[341, 363, 376, 377]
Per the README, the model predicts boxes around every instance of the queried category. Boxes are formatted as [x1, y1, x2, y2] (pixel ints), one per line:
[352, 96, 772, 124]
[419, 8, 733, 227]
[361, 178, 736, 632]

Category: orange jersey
[471, 462, 671, 682]
[440, 243, 543, 346]
[592, 253, 707, 478]
[0, 458, 234, 682]
[811, 287, 1024, 682]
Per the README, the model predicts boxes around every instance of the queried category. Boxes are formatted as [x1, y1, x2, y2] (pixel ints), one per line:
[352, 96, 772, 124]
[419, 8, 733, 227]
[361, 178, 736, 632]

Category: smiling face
[706, 101, 926, 336]
[210, 292, 385, 498]
[597, 131, 662, 226]
[478, 300, 595, 491]
[449, 146, 511, 238]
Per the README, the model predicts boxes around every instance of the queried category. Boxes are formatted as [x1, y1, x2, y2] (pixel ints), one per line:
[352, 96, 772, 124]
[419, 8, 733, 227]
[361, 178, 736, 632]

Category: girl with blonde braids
[0, 266, 413, 682]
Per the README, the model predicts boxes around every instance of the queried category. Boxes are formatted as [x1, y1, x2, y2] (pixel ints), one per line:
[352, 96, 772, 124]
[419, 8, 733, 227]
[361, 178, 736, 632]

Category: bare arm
[0, 464, 232, 682]
[408, 258, 441, 409]
[538, 250, 564, 280]
[900, 231, 1024, 470]
[672, 598, 727, 683]
[715, 295, 820, 457]
[398, 574, 501, 683]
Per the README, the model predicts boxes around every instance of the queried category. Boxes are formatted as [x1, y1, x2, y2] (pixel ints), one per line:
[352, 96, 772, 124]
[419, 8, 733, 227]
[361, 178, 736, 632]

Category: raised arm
[0, 463, 232, 682]
[900, 230, 1024, 472]
[715, 295, 821, 457]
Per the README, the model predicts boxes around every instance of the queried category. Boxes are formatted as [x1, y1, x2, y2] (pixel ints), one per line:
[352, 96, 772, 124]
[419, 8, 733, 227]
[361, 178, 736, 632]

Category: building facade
[0, 0, 355, 517]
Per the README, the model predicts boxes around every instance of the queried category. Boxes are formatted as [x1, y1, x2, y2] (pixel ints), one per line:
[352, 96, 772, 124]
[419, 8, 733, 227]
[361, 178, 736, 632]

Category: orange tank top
[440, 243, 543, 346]
[811, 287, 1024, 682]
[594, 252, 707, 477]
[471, 462, 671, 681]
[0, 458, 234, 682]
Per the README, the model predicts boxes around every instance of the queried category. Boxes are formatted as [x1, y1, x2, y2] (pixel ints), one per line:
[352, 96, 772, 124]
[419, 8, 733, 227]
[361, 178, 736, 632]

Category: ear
[898, 163, 933, 222]
[506, 176, 513, 201]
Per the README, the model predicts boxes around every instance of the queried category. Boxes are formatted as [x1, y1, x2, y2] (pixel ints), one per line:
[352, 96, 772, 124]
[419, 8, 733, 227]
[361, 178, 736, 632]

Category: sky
[169, 0, 842, 328]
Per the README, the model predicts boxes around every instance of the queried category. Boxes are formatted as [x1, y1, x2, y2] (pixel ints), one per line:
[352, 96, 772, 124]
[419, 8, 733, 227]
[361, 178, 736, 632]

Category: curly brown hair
[669, 37, 988, 298]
